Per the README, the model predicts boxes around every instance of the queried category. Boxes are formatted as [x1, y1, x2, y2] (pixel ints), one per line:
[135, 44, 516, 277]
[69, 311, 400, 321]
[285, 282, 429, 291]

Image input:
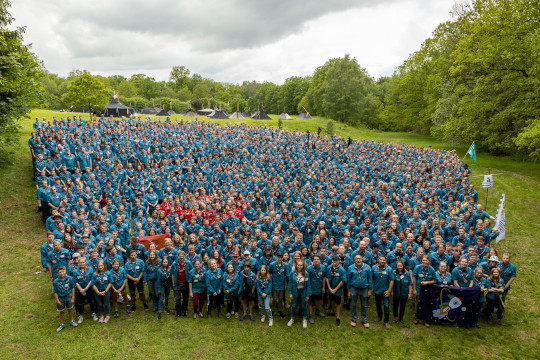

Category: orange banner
[139, 234, 167, 250]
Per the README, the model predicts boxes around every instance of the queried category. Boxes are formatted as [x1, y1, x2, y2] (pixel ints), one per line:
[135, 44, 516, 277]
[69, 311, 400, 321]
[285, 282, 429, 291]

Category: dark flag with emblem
[416, 284, 481, 326]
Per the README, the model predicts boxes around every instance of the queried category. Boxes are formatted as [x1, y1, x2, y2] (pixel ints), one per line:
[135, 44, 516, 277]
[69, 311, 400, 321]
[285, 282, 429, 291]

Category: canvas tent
[229, 111, 244, 119]
[198, 108, 214, 116]
[141, 106, 161, 114]
[184, 109, 197, 117]
[277, 111, 292, 120]
[168, 109, 176, 115]
[156, 108, 170, 116]
[296, 110, 312, 120]
[209, 109, 229, 119]
[242, 112, 251, 118]
[251, 107, 271, 120]
[104, 98, 136, 117]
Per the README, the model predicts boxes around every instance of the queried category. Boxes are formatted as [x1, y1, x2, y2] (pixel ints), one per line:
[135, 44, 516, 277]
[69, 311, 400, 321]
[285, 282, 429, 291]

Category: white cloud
[11, 0, 455, 83]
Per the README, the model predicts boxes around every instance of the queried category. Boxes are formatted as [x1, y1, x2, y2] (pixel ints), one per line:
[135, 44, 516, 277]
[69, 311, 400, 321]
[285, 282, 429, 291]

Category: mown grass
[0, 110, 537, 359]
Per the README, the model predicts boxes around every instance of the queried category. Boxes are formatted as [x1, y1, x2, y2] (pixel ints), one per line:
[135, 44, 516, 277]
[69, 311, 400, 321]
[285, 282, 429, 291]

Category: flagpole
[463, 141, 474, 162]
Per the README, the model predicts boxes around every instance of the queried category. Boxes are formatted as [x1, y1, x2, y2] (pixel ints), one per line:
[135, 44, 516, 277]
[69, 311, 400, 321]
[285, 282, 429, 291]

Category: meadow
[0, 109, 538, 359]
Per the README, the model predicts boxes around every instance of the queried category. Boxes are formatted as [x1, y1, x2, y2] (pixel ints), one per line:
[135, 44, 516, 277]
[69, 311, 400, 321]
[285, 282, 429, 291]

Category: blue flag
[467, 142, 476, 161]
[416, 284, 481, 326]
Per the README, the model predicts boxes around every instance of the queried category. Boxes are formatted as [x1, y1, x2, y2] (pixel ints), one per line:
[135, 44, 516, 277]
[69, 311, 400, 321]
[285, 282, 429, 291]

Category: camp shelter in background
[184, 109, 197, 117]
[141, 106, 161, 114]
[251, 106, 271, 120]
[209, 109, 230, 119]
[156, 108, 170, 116]
[198, 108, 215, 116]
[230, 104, 245, 119]
[296, 109, 312, 120]
[277, 111, 292, 120]
[103, 98, 136, 117]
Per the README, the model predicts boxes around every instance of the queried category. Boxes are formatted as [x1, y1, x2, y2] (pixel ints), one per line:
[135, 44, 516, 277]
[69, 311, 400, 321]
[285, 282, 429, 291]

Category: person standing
[391, 260, 412, 324]
[172, 251, 192, 317]
[347, 254, 373, 329]
[372, 255, 394, 329]
[288, 259, 311, 328]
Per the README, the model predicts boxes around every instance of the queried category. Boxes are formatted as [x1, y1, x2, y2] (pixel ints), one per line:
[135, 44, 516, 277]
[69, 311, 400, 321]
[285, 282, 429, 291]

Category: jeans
[350, 287, 368, 323]
[392, 296, 408, 320]
[375, 293, 390, 323]
[291, 294, 307, 319]
[158, 283, 171, 312]
[174, 283, 189, 314]
[94, 290, 111, 317]
[75, 289, 96, 315]
[258, 294, 273, 319]
[147, 278, 159, 310]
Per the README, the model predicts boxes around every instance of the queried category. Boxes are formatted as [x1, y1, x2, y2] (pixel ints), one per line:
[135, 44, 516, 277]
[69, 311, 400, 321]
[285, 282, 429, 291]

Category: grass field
[0, 109, 538, 359]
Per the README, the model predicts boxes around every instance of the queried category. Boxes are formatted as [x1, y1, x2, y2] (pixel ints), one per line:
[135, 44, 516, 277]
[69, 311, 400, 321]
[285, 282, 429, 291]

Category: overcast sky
[11, 0, 456, 84]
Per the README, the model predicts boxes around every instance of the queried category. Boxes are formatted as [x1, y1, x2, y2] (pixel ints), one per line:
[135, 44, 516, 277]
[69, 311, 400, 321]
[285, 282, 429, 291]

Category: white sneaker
[226, 312, 231, 319]
[269, 318, 273, 327]
[261, 315, 266, 322]
[234, 312, 239, 319]
[287, 318, 294, 327]
[77, 315, 84, 324]
[117, 294, 124, 303]
[303, 319, 308, 328]
[285, 302, 290, 309]
[92, 313, 98, 321]
[127, 294, 131, 302]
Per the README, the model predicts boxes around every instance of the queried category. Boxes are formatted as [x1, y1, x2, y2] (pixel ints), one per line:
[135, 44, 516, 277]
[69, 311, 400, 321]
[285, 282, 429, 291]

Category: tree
[62, 71, 109, 114]
[169, 66, 191, 90]
[0, 0, 42, 158]
[322, 54, 378, 125]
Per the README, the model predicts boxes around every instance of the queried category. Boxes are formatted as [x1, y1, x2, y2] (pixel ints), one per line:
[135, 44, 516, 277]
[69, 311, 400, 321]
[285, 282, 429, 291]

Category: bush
[326, 119, 335, 135]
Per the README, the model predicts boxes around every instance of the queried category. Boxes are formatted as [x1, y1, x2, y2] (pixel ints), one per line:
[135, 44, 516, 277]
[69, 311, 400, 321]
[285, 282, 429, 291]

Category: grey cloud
[57, 0, 399, 55]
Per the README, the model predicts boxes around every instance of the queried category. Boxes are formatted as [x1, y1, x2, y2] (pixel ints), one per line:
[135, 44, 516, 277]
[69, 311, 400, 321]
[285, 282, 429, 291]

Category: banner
[482, 174, 493, 188]
[467, 142, 476, 162]
[495, 194, 506, 243]
[416, 284, 481, 326]
[139, 234, 167, 250]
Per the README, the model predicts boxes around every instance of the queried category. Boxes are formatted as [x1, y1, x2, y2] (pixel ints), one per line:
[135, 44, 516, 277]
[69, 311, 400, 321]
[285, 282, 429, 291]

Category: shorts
[329, 293, 342, 305]
[309, 294, 322, 304]
[57, 297, 74, 311]
[128, 279, 144, 293]
[241, 287, 254, 301]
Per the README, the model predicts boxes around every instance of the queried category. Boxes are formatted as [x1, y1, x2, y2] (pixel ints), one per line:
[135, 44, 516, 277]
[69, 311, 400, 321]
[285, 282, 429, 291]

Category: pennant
[495, 194, 506, 243]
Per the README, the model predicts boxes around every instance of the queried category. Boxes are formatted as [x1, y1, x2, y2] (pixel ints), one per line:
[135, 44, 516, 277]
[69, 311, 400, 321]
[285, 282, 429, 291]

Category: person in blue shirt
[471, 266, 487, 328]
[307, 255, 326, 324]
[452, 257, 473, 287]
[156, 257, 173, 319]
[372, 255, 394, 328]
[412, 255, 436, 327]
[347, 254, 372, 328]
[48, 239, 71, 279]
[483, 267, 505, 324]
[73, 256, 96, 323]
[52, 266, 77, 332]
[498, 252, 517, 302]
[435, 261, 452, 286]
[238, 260, 257, 322]
[144, 250, 161, 312]
[125, 250, 147, 312]
[325, 255, 346, 326]
[41, 232, 55, 272]
[288, 258, 311, 328]
[188, 259, 207, 318]
[256, 264, 273, 326]
[223, 262, 240, 319]
[109, 258, 127, 319]
[91, 260, 112, 323]
[269, 252, 287, 319]
[391, 260, 412, 324]
[206, 258, 224, 318]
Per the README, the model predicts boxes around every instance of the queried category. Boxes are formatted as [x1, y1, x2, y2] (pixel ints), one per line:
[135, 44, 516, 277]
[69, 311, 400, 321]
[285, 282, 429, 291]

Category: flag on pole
[466, 142, 476, 162]
[495, 194, 506, 243]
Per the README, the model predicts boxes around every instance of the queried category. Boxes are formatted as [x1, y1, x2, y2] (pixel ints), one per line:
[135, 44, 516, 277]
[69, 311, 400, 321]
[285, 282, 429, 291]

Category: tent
[296, 110, 312, 120]
[180, 109, 188, 115]
[156, 109, 170, 116]
[251, 108, 271, 120]
[242, 112, 251, 118]
[229, 111, 244, 119]
[277, 111, 292, 120]
[209, 109, 229, 119]
[184, 109, 197, 117]
[168, 109, 176, 115]
[198, 108, 214, 116]
[103, 98, 136, 117]
[141, 106, 161, 114]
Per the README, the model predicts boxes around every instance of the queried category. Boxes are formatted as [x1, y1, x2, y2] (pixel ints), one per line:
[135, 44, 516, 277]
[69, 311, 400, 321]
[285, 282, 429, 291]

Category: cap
[243, 250, 250, 255]
[264, 246, 271, 250]
[53, 239, 62, 243]
[332, 255, 339, 261]
[489, 256, 499, 262]
[72, 253, 81, 259]
[276, 252, 283, 257]
[232, 251, 239, 256]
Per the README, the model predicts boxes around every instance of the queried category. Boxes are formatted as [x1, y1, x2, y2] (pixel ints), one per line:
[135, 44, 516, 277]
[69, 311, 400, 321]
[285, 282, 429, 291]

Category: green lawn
[0, 109, 538, 359]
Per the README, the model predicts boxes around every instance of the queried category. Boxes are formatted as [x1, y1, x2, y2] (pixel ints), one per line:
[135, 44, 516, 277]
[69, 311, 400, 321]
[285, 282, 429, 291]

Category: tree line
[2, 0, 539, 159]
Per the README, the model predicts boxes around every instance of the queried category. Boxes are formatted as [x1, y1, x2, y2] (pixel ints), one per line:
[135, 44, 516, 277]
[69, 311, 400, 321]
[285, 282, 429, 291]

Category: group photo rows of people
[30, 115, 517, 333]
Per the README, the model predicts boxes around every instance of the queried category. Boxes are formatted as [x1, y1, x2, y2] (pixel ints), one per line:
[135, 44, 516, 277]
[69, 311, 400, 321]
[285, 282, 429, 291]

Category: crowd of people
[30, 115, 517, 333]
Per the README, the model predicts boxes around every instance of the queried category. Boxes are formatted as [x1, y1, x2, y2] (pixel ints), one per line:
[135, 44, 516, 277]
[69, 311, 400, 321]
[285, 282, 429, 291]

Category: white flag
[495, 194, 505, 243]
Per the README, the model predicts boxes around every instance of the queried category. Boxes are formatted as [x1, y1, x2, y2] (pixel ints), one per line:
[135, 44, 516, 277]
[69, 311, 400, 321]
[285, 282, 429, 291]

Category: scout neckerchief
[187, 253, 197, 263]
[275, 262, 284, 276]
[111, 268, 123, 284]
[421, 265, 431, 280]
[161, 266, 171, 281]
[162, 247, 172, 259]
[458, 266, 469, 283]
[51, 249, 64, 263]
[499, 263, 511, 277]
[313, 265, 323, 280]
[475, 245, 487, 258]
[354, 262, 364, 280]
[209, 268, 220, 281]
[438, 270, 450, 284]
[260, 276, 269, 290]
[79, 267, 91, 284]
[127, 260, 139, 274]
[96, 271, 107, 288]
[377, 264, 386, 279]
[473, 275, 483, 287]
[147, 261, 159, 273]
[58, 276, 72, 292]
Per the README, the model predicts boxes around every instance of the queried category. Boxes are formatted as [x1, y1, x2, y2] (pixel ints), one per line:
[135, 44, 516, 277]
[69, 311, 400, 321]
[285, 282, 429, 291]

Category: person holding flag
[464, 142, 476, 162]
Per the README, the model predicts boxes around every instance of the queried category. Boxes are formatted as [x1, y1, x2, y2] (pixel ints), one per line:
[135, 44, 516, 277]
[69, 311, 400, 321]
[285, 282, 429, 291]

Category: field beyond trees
[0, 110, 538, 359]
